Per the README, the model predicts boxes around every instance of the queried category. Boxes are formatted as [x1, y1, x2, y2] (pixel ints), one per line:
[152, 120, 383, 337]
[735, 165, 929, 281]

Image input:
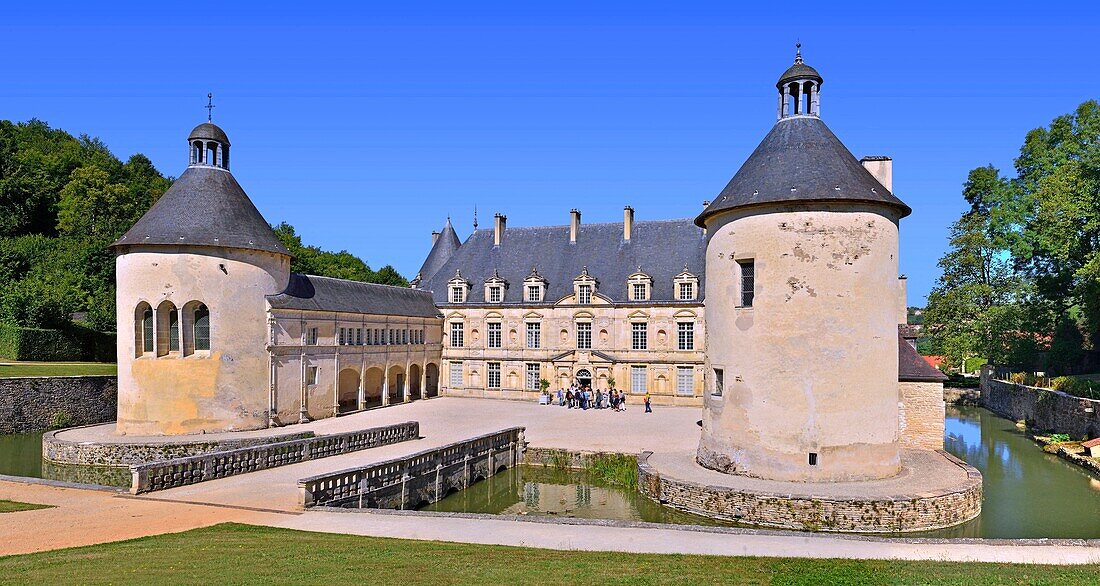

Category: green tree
[272, 222, 408, 286]
[56, 166, 130, 239]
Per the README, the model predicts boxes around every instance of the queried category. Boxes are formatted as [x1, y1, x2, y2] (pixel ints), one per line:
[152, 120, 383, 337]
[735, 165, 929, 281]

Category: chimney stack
[570, 209, 581, 243]
[493, 213, 507, 247]
[860, 156, 893, 192]
[623, 206, 634, 241]
[431, 231, 440, 245]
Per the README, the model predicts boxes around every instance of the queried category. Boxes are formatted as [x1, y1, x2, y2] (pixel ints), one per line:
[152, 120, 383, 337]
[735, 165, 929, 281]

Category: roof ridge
[300, 273, 420, 293]
[469, 217, 698, 232]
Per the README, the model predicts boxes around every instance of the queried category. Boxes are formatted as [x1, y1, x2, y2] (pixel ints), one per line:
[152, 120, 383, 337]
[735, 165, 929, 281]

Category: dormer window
[448, 269, 470, 304]
[628, 272, 652, 302]
[578, 285, 592, 305]
[523, 267, 547, 303]
[483, 269, 507, 304]
[674, 268, 700, 302]
[573, 266, 598, 305]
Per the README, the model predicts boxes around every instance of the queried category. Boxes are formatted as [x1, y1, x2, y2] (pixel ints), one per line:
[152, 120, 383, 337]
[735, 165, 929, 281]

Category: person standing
[644, 392, 652, 413]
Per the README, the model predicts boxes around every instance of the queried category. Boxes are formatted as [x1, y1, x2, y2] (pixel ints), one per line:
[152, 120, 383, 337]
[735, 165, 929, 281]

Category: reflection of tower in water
[523, 481, 540, 509]
[576, 484, 591, 507]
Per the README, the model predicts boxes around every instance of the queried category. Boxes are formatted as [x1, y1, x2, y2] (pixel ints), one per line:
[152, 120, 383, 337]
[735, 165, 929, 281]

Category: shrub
[0, 322, 115, 361]
[963, 357, 988, 373]
[1049, 433, 1072, 443]
[49, 410, 73, 429]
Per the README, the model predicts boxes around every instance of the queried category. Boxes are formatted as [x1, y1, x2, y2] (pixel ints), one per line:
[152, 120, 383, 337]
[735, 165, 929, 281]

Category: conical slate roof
[416, 218, 462, 282]
[112, 166, 289, 256]
[696, 116, 911, 227]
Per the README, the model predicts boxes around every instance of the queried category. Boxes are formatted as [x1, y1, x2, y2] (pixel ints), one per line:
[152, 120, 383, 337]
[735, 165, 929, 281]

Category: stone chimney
[897, 275, 908, 326]
[623, 206, 634, 241]
[860, 156, 893, 192]
[431, 231, 440, 245]
[493, 213, 506, 247]
[570, 209, 581, 243]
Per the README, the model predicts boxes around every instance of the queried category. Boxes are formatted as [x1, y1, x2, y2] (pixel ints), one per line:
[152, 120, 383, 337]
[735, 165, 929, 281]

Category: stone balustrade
[130, 421, 419, 494]
[299, 426, 525, 509]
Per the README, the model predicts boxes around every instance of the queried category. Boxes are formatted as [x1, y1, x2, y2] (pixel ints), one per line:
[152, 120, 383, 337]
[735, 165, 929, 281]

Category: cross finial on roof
[205, 93, 215, 122]
[473, 205, 478, 230]
[794, 41, 803, 65]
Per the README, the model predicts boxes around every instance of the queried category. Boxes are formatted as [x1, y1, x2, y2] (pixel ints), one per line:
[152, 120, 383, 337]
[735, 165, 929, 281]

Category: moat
[3, 406, 1099, 538]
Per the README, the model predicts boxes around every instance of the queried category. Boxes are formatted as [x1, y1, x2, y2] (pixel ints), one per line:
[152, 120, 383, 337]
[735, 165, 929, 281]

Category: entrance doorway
[576, 368, 592, 389]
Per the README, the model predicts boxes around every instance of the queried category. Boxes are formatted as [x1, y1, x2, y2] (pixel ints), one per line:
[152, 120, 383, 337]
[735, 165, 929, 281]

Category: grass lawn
[0, 500, 53, 513]
[0, 362, 116, 378]
[0, 523, 1097, 585]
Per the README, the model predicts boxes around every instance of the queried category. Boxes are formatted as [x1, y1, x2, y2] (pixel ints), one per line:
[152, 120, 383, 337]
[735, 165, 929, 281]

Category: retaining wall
[637, 451, 983, 533]
[0, 375, 117, 434]
[980, 369, 1100, 439]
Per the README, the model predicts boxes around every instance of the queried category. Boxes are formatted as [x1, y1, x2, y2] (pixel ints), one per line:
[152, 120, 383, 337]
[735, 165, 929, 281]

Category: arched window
[135, 302, 153, 357]
[194, 304, 210, 351]
[155, 300, 178, 357]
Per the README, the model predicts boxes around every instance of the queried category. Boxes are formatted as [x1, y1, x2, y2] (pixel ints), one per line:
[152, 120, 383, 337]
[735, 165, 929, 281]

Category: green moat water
[3, 407, 1099, 537]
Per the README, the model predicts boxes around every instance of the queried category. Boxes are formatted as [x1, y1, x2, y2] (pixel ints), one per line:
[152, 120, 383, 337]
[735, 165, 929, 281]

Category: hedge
[0, 322, 116, 362]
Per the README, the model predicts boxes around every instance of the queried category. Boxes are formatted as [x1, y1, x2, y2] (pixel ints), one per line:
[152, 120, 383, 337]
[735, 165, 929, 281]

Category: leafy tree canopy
[272, 222, 408, 287]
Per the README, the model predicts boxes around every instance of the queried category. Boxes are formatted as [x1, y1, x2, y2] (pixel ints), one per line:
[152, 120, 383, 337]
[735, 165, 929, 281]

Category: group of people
[554, 384, 652, 413]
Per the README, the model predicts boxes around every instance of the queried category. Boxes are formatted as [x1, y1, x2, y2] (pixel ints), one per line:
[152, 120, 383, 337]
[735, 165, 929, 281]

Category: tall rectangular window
[487, 322, 502, 348]
[356, 328, 363, 345]
[307, 366, 319, 386]
[526, 363, 540, 391]
[526, 322, 541, 349]
[576, 322, 591, 349]
[168, 310, 179, 352]
[738, 260, 755, 307]
[679, 282, 694, 300]
[487, 362, 501, 389]
[142, 310, 154, 353]
[677, 322, 694, 351]
[488, 286, 502, 303]
[338, 328, 345, 346]
[577, 285, 592, 304]
[388, 329, 395, 345]
[631, 322, 648, 350]
[677, 366, 694, 396]
[193, 305, 210, 351]
[450, 322, 464, 348]
[450, 287, 465, 303]
[307, 327, 319, 346]
[632, 283, 646, 301]
[631, 365, 647, 394]
[527, 286, 541, 302]
[449, 362, 463, 387]
[402, 329, 408, 345]
[712, 368, 724, 397]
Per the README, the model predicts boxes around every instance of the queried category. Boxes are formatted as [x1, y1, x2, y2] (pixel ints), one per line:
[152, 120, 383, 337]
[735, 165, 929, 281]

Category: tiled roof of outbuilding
[420, 219, 706, 305]
[898, 333, 947, 382]
[268, 273, 441, 318]
[696, 116, 911, 227]
[111, 166, 289, 256]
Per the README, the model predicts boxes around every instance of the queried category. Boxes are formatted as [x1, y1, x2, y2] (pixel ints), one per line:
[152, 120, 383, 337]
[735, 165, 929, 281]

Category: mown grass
[0, 523, 1096, 585]
[0, 500, 53, 513]
[0, 362, 116, 378]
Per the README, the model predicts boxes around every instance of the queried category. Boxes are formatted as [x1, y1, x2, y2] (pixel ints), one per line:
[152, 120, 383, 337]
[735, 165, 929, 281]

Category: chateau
[112, 48, 946, 469]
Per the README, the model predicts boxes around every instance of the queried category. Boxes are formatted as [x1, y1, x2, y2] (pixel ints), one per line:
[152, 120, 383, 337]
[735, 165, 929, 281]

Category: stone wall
[980, 370, 1100, 439]
[899, 381, 945, 450]
[0, 376, 117, 434]
[638, 451, 983, 533]
[44, 427, 314, 468]
[943, 386, 981, 405]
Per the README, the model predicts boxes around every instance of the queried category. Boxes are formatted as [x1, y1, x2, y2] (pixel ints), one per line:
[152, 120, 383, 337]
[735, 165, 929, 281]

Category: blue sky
[3, 2, 1098, 304]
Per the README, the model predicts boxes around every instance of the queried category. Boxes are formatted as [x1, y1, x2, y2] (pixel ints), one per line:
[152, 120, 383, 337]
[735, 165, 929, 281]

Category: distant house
[1083, 437, 1100, 458]
[922, 355, 946, 370]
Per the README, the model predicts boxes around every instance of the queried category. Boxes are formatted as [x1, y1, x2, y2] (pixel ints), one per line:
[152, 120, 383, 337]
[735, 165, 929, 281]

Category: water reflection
[930, 406, 1100, 539]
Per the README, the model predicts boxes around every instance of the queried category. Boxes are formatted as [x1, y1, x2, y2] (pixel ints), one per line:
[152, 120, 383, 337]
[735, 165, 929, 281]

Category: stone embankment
[0, 376, 116, 434]
[979, 367, 1100, 440]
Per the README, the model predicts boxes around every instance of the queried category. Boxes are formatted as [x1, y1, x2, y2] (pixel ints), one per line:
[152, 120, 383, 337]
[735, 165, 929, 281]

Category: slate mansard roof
[419, 219, 706, 305]
[268, 274, 441, 318]
[696, 116, 911, 227]
[112, 166, 290, 256]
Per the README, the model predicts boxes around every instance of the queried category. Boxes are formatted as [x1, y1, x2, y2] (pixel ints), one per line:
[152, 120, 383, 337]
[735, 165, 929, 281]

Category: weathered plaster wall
[899, 381, 945, 450]
[980, 371, 1100, 439]
[698, 204, 902, 482]
[115, 245, 290, 435]
[0, 376, 116, 434]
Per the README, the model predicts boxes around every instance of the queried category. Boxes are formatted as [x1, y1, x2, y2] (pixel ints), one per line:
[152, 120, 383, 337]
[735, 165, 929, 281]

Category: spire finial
[205, 93, 215, 122]
[473, 205, 479, 230]
[794, 41, 803, 65]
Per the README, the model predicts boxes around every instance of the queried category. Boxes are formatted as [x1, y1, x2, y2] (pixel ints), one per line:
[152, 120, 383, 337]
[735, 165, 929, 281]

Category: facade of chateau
[413, 211, 708, 406]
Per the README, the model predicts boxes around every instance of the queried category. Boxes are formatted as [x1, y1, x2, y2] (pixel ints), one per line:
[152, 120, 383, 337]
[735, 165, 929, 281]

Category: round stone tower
[695, 49, 912, 482]
[112, 119, 292, 435]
